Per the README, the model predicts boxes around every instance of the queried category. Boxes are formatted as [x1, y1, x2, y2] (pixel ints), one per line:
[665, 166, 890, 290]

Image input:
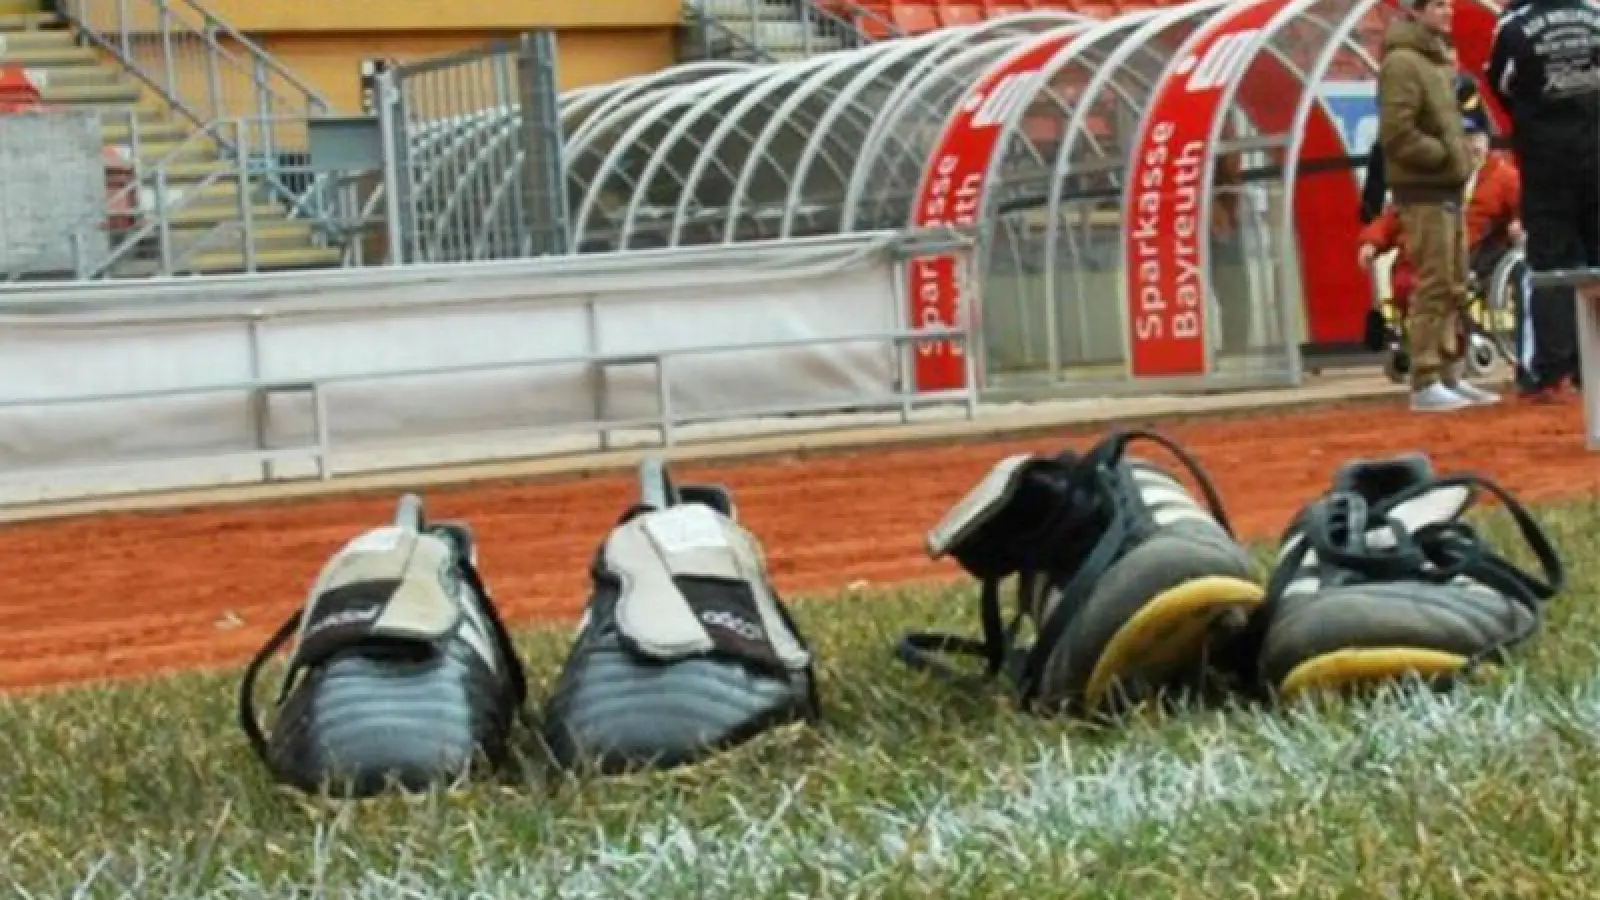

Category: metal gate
[376, 31, 569, 264]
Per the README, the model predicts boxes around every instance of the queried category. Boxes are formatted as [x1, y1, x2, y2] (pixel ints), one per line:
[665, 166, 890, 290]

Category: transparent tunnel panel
[1036, 6, 1217, 388]
[980, 23, 1097, 383]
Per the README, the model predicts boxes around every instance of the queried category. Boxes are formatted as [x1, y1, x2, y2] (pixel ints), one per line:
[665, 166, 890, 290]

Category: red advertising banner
[1121, 0, 1286, 377]
[905, 26, 1086, 392]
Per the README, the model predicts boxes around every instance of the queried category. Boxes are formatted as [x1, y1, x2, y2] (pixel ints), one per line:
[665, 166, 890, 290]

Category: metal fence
[60, 0, 332, 216]
[378, 31, 569, 264]
[685, 0, 902, 62]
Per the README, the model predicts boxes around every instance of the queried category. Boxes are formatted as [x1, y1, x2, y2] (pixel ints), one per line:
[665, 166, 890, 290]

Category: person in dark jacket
[1378, 0, 1501, 410]
[1486, 0, 1600, 398]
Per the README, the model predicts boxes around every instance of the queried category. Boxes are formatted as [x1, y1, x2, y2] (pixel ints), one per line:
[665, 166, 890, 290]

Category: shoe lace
[897, 428, 1234, 707]
[1264, 474, 1565, 672]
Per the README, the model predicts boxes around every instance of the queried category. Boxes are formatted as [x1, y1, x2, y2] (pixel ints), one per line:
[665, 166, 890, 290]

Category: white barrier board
[0, 231, 973, 504]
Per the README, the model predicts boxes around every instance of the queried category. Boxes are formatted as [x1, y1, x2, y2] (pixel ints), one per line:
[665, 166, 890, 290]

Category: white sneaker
[1410, 382, 1473, 413]
[1446, 380, 1501, 406]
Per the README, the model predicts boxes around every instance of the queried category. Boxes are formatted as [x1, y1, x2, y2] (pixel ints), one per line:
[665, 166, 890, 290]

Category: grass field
[4, 495, 1600, 899]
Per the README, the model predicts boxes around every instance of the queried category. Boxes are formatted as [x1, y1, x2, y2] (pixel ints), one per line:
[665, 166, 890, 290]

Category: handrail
[682, 5, 780, 63]
[60, 0, 331, 129]
[800, 0, 904, 45]
[57, 0, 337, 245]
[681, 0, 900, 65]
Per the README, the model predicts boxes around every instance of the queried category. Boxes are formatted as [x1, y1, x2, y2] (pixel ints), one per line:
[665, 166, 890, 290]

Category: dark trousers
[1519, 165, 1598, 388]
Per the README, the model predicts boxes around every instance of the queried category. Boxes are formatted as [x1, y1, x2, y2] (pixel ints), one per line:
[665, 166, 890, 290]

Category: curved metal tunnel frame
[402, 1, 1496, 389]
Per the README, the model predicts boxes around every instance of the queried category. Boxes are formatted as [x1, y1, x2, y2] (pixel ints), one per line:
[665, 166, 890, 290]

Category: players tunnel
[542, 0, 1504, 396]
[895, 0, 1507, 394]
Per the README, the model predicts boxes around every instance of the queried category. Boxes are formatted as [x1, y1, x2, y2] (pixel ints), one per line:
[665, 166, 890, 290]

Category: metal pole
[375, 67, 406, 265]
[516, 30, 570, 257]
[638, 457, 677, 510]
[394, 493, 426, 530]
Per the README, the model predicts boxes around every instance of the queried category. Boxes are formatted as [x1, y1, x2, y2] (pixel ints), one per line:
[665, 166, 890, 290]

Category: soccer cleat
[1251, 454, 1564, 699]
[541, 458, 820, 775]
[897, 428, 1265, 715]
[238, 494, 528, 798]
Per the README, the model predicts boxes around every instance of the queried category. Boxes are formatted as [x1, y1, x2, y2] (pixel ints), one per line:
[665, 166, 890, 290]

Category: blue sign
[1320, 81, 1379, 154]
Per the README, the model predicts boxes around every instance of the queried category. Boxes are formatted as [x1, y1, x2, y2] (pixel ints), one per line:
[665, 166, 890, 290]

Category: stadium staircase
[679, 0, 896, 64]
[0, 0, 340, 279]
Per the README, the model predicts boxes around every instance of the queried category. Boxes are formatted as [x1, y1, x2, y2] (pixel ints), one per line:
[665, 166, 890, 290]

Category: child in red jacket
[1359, 125, 1523, 311]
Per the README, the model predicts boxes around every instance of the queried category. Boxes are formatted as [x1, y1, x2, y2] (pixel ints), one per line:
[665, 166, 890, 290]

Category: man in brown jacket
[1377, 0, 1502, 411]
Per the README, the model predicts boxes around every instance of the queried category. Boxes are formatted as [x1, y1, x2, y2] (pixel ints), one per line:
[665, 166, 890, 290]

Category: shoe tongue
[1332, 454, 1435, 504]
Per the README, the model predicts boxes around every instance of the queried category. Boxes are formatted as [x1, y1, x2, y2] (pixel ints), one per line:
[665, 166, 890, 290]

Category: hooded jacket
[1486, 0, 1600, 178]
[1360, 73, 1490, 222]
[1377, 20, 1473, 202]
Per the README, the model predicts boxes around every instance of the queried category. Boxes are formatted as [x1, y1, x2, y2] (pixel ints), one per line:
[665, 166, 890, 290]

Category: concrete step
[0, 26, 74, 49]
[17, 63, 122, 88]
[102, 118, 189, 145]
[114, 139, 220, 164]
[68, 99, 172, 121]
[128, 217, 321, 250]
[0, 12, 62, 30]
[135, 177, 245, 205]
[113, 243, 342, 277]
[698, 0, 798, 19]
[163, 201, 282, 228]
[0, 41, 97, 66]
[38, 79, 141, 105]
[708, 17, 827, 52]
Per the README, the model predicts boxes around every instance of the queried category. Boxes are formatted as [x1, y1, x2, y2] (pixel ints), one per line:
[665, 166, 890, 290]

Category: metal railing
[681, 4, 780, 63]
[2, 112, 362, 281]
[0, 228, 979, 506]
[59, 0, 334, 217]
[377, 31, 569, 264]
[683, 0, 902, 62]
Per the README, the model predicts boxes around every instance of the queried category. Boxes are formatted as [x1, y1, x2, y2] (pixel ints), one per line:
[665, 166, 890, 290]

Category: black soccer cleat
[1247, 454, 1565, 699]
[540, 458, 819, 775]
[898, 428, 1264, 715]
[238, 494, 528, 798]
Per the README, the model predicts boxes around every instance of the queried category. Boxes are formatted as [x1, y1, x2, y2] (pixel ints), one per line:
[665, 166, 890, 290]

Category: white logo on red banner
[906, 27, 1086, 393]
[1121, 0, 1284, 378]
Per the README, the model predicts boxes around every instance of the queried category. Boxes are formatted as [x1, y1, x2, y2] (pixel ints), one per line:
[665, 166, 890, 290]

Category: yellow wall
[202, 0, 681, 32]
[95, 0, 682, 116]
[262, 29, 677, 114]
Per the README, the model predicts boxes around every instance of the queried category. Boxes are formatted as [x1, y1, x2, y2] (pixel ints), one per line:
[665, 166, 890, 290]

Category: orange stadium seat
[985, 1, 1032, 17]
[939, 2, 988, 26]
[852, 1, 900, 38]
[0, 66, 43, 113]
[1070, 0, 1119, 17]
[888, 0, 942, 34]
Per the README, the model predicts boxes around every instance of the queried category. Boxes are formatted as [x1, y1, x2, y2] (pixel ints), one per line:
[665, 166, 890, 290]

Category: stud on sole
[1279, 646, 1497, 698]
[1084, 575, 1266, 708]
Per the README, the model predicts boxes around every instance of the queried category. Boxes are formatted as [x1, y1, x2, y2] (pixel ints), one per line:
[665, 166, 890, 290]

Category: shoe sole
[1409, 403, 1473, 413]
[1083, 575, 1265, 708]
[1278, 646, 1499, 698]
[563, 720, 812, 783]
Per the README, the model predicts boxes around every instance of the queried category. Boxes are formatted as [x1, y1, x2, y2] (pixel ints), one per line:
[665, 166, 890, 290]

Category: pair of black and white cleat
[903, 429, 1566, 714]
[239, 460, 820, 798]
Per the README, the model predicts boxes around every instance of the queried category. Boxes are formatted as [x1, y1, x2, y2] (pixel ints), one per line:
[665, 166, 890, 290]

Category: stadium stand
[0, 0, 339, 278]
